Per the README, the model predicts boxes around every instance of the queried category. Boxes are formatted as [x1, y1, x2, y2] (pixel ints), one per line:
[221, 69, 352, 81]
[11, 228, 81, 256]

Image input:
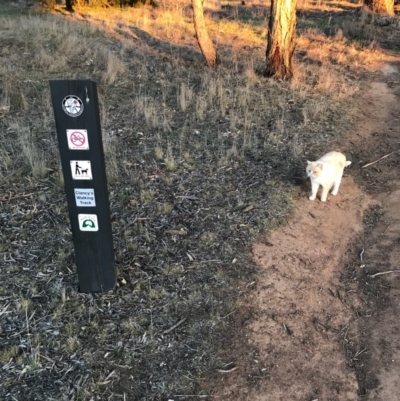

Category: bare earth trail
[214, 64, 400, 400]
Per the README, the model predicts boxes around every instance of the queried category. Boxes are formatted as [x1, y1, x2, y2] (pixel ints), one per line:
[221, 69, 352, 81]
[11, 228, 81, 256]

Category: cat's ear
[316, 162, 323, 171]
[345, 161, 352, 167]
[306, 160, 312, 165]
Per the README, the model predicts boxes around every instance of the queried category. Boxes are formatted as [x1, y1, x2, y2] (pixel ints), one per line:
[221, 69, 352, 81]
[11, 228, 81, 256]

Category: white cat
[306, 151, 351, 202]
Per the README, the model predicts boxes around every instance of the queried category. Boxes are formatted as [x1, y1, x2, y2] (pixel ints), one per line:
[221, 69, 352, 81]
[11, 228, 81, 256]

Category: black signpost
[50, 80, 116, 293]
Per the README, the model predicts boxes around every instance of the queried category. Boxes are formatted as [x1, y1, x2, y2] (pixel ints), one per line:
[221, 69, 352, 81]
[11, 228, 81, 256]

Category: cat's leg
[309, 181, 319, 201]
[331, 173, 343, 196]
[320, 185, 330, 202]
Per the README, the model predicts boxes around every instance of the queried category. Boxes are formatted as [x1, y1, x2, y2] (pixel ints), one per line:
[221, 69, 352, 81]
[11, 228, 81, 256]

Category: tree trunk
[364, 0, 394, 14]
[191, 0, 218, 67]
[265, 0, 297, 79]
[65, 0, 74, 12]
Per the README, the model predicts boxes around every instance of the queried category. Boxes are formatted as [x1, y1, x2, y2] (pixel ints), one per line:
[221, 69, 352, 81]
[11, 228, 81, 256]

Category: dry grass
[0, 1, 399, 400]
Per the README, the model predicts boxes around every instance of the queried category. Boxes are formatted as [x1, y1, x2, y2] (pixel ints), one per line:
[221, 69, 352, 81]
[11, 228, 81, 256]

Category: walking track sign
[50, 80, 116, 293]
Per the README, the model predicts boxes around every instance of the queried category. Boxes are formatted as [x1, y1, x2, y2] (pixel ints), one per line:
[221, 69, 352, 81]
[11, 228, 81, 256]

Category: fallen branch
[362, 150, 399, 168]
[163, 317, 187, 334]
[165, 230, 188, 236]
[283, 323, 293, 335]
[0, 192, 34, 202]
[175, 195, 199, 200]
[216, 366, 238, 373]
[353, 348, 367, 359]
[369, 270, 400, 278]
[116, 217, 138, 236]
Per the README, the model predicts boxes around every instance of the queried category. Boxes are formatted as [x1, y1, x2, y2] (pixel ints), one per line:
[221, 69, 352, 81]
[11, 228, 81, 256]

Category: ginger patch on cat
[306, 151, 351, 202]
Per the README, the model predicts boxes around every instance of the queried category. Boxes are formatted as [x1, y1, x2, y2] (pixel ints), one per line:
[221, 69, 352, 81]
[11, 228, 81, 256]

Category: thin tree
[191, 0, 218, 67]
[66, 0, 74, 12]
[364, 0, 394, 14]
[265, 0, 297, 79]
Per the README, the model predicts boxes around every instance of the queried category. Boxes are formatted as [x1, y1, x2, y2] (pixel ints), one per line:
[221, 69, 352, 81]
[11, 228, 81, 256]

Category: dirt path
[214, 65, 400, 400]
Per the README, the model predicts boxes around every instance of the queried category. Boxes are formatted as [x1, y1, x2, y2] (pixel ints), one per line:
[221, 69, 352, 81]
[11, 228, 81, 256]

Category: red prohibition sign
[70, 131, 86, 147]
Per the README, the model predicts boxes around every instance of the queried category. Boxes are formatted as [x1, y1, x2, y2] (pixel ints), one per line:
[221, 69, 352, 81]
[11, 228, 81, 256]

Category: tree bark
[364, 0, 394, 14]
[65, 0, 74, 12]
[191, 0, 218, 67]
[265, 0, 297, 79]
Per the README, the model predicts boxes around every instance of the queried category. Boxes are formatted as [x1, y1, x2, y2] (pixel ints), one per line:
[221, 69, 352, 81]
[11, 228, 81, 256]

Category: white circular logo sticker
[62, 95, 84, 117]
